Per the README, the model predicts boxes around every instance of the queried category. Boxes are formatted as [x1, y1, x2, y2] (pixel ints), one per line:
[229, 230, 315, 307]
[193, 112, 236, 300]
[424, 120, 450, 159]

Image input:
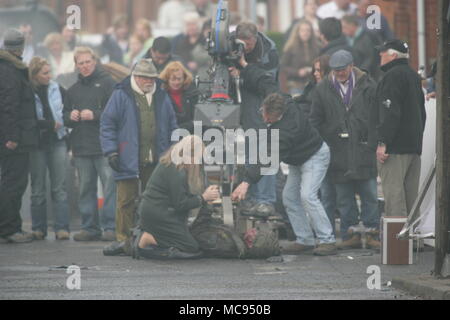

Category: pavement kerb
[392, 275, 450, 300]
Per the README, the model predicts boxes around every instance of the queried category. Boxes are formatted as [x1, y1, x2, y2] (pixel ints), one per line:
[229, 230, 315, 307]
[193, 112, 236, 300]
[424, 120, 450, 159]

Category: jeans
[248, 174, 277, 205]
[335, 178, 380, 240]
[0, 153, 29, 237]
[282, 143, 335, 245]
[74, 156, 116, 235]
[320, 173, 359, 236]
[30, 141, 70, 235]
[320, 173, 337, 235]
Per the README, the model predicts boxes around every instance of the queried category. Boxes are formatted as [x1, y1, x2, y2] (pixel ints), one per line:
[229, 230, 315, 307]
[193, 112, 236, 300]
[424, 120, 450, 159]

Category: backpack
[190, 217, 247, 259]
[243, 223, 281, 259]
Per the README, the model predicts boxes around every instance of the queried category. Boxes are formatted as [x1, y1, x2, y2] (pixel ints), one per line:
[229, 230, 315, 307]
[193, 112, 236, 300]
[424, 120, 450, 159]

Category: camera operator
[228, 22, 280, 218]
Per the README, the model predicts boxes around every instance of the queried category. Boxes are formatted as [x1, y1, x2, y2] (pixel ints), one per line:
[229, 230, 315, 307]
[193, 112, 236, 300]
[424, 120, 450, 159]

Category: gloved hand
[108, 153, 120, 172]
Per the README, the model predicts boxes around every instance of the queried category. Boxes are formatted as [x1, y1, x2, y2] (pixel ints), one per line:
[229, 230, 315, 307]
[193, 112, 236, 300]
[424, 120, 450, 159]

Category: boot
[366, 230, 381, 251]
[338, 230, 362, 250]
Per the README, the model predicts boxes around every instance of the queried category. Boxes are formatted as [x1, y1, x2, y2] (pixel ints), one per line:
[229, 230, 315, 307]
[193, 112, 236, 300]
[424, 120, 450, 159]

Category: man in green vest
[101, 59, 178, 256]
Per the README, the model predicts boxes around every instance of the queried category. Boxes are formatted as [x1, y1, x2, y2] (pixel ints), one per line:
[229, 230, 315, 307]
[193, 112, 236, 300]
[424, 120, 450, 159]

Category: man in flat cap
[0, 29, 39, 243]
[375, 40, 426, 219]
[310, 50, 381, 250]
[101, 59, 178, 256]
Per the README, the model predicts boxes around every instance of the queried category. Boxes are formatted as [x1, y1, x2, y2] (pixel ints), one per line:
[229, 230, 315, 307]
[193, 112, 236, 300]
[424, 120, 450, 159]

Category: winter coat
[101, 34, 126, 65]
[310, 67, 378, 183]
[167, 84, 200, 133]
[320, 35, 360, 66]
[0, 50, 38, 155]
[374, 58, 426, 155]
[63, 66, 116, 157]
[34, 80, 67, 141]
[100, 76, 178, 181]
[234, 33, 280, 130]
[349, 29, 382, 80]
[244, 97, 324, 185]
[280, 41, 320, 92]
[293, 80, 317, 117]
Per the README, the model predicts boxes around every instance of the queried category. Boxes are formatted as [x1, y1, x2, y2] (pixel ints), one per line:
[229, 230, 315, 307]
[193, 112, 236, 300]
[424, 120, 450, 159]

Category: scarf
[333, 72, 354, 108]
[131, 75, 156, 106]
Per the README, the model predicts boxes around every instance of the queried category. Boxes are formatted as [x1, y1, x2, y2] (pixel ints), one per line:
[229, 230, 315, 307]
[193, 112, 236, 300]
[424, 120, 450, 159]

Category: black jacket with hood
[63, 66, 116, 157]
[0, 50, 38, 155]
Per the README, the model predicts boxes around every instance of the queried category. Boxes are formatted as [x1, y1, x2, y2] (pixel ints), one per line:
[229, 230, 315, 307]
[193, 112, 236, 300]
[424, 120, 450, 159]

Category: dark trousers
[0, 152, 30, 237]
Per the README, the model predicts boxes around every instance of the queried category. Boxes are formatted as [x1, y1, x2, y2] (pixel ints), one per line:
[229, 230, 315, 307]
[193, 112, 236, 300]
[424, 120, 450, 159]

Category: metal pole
[417, 0, 427, 71]
[435, 0, 450, 278]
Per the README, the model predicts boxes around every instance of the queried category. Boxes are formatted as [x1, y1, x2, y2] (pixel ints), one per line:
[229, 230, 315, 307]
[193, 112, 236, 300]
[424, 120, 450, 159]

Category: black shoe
[103, 241, 127, 256]
[247, 203, 275, 218]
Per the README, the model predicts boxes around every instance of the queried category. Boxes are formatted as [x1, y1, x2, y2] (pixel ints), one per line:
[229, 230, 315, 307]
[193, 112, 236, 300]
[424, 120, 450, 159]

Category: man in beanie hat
[310, 50, 381, 250]
[63, 47, 117, 242]
[374, 40, 426, 219]
[100, 58, 178, 256]
[0, 29, 39, 243]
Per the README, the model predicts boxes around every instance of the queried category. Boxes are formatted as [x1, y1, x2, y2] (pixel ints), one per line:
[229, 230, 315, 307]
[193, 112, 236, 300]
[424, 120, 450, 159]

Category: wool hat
[132, 59, 158, 78]
[2, 28, 25, 52]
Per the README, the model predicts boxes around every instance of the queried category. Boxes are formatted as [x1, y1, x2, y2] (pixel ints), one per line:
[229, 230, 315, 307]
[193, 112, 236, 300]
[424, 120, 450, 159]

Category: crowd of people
[0, 0, 431, 260]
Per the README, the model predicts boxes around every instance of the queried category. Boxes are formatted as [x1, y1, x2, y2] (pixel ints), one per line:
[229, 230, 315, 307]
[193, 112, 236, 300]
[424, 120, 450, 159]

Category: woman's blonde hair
[43, 32, 66, 50]
[160, 135, 206, 195]
[159, 61, 193, 90]
[283, 18, 315, 53]
[29, 56, 50, 88]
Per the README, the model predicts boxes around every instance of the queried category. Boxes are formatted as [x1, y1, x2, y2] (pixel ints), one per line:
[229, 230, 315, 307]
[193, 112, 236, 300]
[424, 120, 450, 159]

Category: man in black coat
[228, 22, 280, 218]
[375, 40, 426, 218]
[232, 89, 337, 256]
[63, 47, 117, 242]
[0, 29, 39, 243]
[342, 15, 382, 81]
[310, 50, 380, 250]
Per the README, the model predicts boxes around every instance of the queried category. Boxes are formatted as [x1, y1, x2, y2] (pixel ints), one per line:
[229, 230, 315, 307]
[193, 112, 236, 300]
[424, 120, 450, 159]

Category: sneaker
[337, 233, 362, 250]
[101, 231, 116, 242]
[249, 203, 275, 218]
[313, 243, 337, 256]
[32, 231, 46, 241]
[73, 230, 101, 242]
[56, 230, 70, 241]
[6, 232, 33, 244]
[281, 242, 315, 255]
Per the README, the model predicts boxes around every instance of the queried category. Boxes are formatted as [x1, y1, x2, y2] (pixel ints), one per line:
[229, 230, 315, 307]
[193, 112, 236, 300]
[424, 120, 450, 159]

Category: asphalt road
[0, 235, 433, 300]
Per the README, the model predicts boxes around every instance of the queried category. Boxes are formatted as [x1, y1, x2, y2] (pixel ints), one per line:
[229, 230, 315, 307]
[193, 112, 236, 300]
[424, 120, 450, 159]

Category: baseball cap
[376, 39, 409, 54]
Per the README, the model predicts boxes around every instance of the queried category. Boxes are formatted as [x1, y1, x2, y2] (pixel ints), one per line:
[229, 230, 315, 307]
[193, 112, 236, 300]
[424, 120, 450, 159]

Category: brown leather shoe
[56, 230, 70, 241]
[313, 243, 337, 256]
[337, 233, 362, 250]
[282, 242, 315, 255]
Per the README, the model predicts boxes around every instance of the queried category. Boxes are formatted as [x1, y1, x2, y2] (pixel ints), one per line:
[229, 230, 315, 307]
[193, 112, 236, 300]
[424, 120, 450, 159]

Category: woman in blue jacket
[28, 57, 69, 241]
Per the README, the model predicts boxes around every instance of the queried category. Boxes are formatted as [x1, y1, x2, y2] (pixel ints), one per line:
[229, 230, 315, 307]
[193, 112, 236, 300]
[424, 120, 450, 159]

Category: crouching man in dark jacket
[232, 90, 337, 255]
[310, 50, 380, 250]
[100, 59, 178, 256]
[0, 29, 39, 243]
[63, 47, 117, 242]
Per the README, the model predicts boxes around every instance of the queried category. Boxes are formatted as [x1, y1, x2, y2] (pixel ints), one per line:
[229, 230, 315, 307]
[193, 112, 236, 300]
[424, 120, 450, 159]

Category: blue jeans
[320, 173, 359, 236]
[74, 156, 116, 235]
[282, 143, 335, 245]
[30, 141, 69, 234]
[335, 178, 380, 240]
[248, 174, 277, 205]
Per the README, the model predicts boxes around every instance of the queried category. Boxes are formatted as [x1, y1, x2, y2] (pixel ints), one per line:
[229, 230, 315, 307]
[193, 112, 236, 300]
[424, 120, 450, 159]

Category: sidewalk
[392, 275, 450, 300]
